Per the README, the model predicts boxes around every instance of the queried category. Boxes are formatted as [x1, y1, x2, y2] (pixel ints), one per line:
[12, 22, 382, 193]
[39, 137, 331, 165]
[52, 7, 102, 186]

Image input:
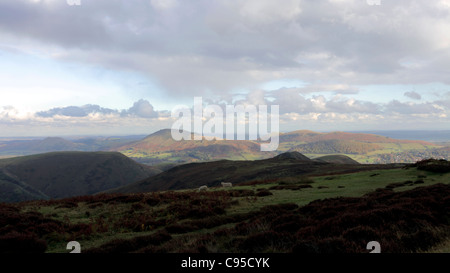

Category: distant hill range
[0, 135, 144, 156]
[107, 152, 398, 194]
[116, 129, 443, 165]
[0, 152, 160, 203]
[0, 129, 447, 165]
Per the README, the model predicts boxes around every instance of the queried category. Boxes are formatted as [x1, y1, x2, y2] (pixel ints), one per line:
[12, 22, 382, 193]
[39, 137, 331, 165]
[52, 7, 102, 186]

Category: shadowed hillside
[108, 152, 400, 194]
[0, 152, 161, 202]
[0, 170, 49, 203]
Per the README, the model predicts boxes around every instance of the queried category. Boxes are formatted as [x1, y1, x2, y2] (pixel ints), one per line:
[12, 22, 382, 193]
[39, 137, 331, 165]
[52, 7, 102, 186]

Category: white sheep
[221, 182, 233, 188]
[198, 185, 208, 192]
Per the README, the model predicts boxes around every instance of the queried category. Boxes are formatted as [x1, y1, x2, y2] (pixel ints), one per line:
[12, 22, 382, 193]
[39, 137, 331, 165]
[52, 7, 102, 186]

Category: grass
[2, 166, 449, 253]
[224, 167, 450, 214]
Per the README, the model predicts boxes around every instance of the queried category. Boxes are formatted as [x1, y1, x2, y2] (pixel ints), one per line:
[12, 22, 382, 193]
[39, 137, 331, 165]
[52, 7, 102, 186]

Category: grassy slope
[5, 165, 448, 253]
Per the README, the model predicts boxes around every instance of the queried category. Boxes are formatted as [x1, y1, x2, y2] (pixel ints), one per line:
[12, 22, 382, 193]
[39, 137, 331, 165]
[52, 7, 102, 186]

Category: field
[2, 165, 449, 253]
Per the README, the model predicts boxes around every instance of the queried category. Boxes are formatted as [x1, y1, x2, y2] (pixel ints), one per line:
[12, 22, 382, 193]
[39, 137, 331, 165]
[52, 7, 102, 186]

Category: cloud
[1, 93, 450, 136]
[1, 1, 450, 134]
[123, 99, 158, 118]
[1, 0, 449, 98]
[268, 90, 380, 115]
[36, 105, 119, 118]
[34, 100, 161, 119]
[385, 100, 445, 115]
[404, 91, 422, 100]
[0, 100, 171, 137]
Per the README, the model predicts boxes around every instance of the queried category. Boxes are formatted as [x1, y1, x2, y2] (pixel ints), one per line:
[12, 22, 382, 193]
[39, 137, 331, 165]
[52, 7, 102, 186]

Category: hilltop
[0, 152, 161, 202]
[273, 151, 311, 161]
[313, 155, 360, 165]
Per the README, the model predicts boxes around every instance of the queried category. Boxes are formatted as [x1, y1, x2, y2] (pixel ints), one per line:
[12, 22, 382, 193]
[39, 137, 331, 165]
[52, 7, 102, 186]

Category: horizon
[1, 1, 450, 137]
[2, 128, 450, 143]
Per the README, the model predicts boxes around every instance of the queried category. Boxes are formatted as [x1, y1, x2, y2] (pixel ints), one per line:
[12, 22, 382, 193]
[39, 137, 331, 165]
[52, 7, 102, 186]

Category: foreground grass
[226, 167, 450, 214]
[1, 166, 449, 253]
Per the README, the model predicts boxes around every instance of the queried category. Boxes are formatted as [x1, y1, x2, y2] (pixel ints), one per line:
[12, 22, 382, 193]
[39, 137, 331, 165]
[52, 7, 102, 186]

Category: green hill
[0, 152, 161, 201]
[313, 155, 360, 165]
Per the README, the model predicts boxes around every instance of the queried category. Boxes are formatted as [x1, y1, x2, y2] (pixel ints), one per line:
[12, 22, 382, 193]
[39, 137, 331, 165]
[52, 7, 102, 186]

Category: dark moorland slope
[0, 152, 161, 202]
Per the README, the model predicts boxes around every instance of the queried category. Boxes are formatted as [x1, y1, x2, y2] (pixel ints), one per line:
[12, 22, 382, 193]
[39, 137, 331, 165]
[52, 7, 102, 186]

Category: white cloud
[1, 0, 450, 134]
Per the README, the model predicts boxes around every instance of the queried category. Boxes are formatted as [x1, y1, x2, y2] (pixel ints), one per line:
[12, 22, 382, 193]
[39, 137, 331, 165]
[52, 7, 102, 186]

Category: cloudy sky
[1, 0, 450, 137]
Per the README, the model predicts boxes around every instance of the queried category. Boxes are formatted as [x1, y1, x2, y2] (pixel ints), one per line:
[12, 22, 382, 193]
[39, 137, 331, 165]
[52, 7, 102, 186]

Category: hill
[279, 130, 435, 145]
[278, 130, 442, 164]
[108, 152, 399, 194]
[115, 129, 277, 164]
[0, 152, 161, 202]
[113, 129, 443, 165]
[273, 151, 311, 161]
[313, 155, 360, 165]
[0, 137, 87, 156]
[288, 139, 381, 154]
[0, 135, 146, 157]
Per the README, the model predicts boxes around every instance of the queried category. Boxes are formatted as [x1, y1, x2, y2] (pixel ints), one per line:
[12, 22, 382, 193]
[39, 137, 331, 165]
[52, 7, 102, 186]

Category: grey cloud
[36, 100, 160, 119]
[0, 0, 450, 101]
[404, 91, 422, 100]
[36, 105, 118, 118]
[1, 0, 449, 98]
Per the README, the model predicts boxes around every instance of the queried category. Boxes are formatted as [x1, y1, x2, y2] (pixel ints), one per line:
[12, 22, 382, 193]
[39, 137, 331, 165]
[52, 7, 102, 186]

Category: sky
[1, 0, 450, 137]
